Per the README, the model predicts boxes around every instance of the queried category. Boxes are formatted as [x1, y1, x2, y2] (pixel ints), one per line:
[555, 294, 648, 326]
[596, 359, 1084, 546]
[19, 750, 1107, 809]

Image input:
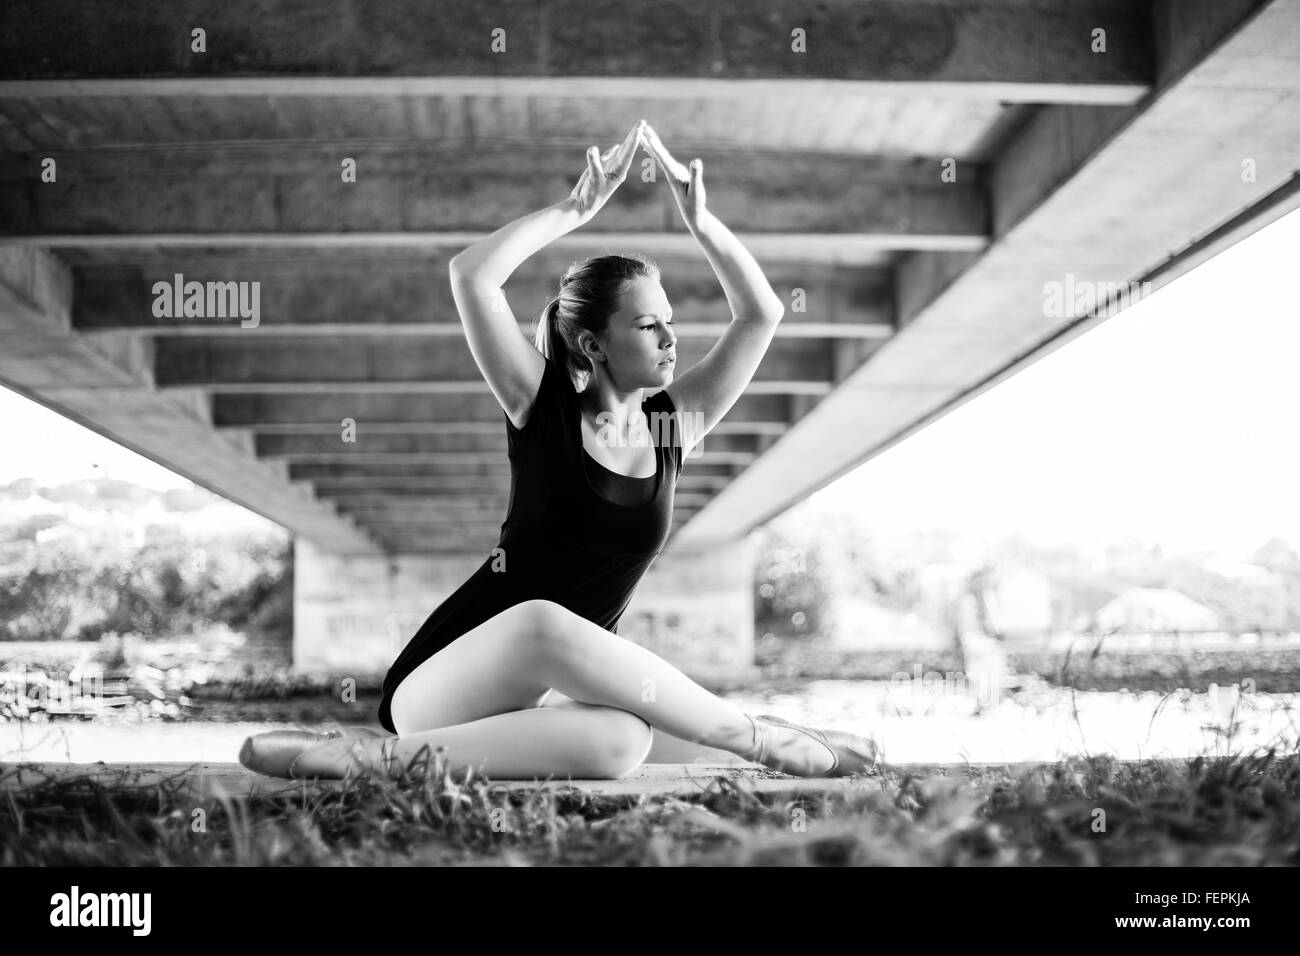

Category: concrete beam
[306, 474, 734, 496]
[287, 461, 739, 481]
[671, 0, 1300, 549]
[1, 147, 986, 252]
[69, 259, 894, 338]
[30, 233, 931, 266]
[321, 491, 717, 511]
[150, 336, 838, 391]
[368, 529, 694, 554]
[0, 0, 1152, 103]
[243, 419, 791, 437]
[346, 504, 701, 525]
[252, 432, 760, 459]
[211, 391, 796, 429]
[0, 245, 381, 554]
[325, 494, 511, 512]
[282, 450, 756, 466]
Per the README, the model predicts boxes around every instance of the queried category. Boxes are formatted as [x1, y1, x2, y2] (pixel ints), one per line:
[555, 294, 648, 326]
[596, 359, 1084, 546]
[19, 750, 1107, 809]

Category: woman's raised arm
[448, 122, 644, 427]
[640, 123, 786, 452]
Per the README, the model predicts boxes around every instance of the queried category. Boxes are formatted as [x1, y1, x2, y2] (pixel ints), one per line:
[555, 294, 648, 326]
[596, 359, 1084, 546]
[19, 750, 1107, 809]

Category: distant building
[1095, 587, 1220, 632]
[1252, 537, 1299, 570]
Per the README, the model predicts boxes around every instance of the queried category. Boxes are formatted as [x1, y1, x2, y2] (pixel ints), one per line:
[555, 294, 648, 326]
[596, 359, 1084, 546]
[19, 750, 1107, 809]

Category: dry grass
[3, 742, 1298, 866]
[5, 677, 1298, 866]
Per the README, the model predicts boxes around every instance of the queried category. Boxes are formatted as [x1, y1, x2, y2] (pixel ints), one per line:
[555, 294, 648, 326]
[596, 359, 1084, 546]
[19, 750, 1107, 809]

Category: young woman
[239, 120, 882, 781]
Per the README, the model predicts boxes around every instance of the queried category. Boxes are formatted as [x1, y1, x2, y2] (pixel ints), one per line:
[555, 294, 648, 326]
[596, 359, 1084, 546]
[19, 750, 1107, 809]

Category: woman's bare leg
[542, 691, 749, 764]
[301, 702, 654, 780]
[509, 600, 832, 772]
[291, 599, 833, 779]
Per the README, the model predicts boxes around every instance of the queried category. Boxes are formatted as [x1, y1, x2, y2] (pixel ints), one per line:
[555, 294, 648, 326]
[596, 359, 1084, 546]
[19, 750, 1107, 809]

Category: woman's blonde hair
[534, 253, 660, 390]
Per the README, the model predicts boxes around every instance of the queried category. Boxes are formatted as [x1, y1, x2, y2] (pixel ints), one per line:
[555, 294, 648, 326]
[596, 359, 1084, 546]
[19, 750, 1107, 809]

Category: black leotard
[376, 355, 686, 732]
[582, 448, 657, 506]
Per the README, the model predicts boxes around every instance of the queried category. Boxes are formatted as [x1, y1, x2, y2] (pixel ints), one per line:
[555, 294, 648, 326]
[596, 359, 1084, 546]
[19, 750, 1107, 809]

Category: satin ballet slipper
[239, 730, 396, 779]
[748, 713, 882, 778]
[322, 725, 386, 740]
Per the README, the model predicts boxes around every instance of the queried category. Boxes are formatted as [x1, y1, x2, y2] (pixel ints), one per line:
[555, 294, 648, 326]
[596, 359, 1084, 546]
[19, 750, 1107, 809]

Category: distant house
[1095, 588, 1220, 632]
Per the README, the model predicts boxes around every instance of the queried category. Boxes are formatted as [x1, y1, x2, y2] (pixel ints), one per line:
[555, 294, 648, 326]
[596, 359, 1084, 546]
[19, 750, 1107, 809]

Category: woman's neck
[579, 379, 649, 446]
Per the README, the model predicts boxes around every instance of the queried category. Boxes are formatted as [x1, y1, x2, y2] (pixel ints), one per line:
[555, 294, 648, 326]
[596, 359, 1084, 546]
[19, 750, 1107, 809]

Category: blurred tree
[0, 545, 84, 640]
[754, 521, 834, 641]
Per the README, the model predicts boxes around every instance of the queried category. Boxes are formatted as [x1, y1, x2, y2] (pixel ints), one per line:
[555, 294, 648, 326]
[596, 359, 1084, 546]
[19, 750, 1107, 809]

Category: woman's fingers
[599, 122, 642, 181]
[689, 158, 706, 210]
[571, 122, 650, 213]
[599, 144, 621, 182]
[586, 145, 605, 184]
[641, 123, 690, 184]
[571, 162, 590, 198]
[612, 121, 642, 176]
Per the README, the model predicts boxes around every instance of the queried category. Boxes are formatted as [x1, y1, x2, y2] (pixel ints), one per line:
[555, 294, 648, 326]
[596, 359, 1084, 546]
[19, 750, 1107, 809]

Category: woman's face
[591, 276, 677, 389]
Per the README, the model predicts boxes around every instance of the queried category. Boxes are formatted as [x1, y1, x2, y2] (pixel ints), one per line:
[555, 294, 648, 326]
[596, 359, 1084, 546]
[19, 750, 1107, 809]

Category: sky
[1, 207, 1298, 558]
[0, 394, 194, 491]
[811, 206, 1300, 560]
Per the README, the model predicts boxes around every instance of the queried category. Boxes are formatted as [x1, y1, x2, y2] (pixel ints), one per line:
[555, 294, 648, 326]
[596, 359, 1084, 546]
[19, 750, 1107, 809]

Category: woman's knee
[591, 710, 654, 779]
[512, 599, 577, 653]
[514, 599, 569, 627]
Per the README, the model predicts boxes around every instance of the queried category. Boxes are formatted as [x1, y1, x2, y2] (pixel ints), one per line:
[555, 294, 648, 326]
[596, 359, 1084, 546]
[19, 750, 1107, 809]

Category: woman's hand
[641, 122, 707, 230]
[567, 121, 643, 221]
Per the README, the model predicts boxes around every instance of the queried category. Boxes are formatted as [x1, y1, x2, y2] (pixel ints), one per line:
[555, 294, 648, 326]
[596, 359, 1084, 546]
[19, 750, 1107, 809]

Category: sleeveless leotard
[582, 448, 657, 506]
[377, 355, 686, 732]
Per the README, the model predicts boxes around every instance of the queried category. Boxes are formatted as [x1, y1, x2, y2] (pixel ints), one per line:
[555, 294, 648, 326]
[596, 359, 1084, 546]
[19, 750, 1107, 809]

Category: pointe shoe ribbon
[754, 713, 881, 778]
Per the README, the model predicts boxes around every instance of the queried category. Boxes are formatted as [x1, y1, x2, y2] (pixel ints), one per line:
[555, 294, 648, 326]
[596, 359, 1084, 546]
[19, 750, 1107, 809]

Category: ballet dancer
[240, 120, 882, 781]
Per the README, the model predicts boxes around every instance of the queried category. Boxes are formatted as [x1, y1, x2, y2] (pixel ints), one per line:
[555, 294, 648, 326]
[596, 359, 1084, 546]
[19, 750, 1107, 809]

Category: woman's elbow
[449, 256, 490, 290]
[758, 297, 785, 323]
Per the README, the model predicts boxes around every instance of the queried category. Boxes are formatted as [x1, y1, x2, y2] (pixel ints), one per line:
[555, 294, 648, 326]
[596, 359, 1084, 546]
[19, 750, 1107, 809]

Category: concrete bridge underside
[2, 0, 1297, 679]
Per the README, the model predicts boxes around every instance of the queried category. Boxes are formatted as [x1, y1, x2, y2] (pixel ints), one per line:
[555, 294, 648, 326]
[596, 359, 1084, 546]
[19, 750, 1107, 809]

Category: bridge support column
[293, 534, 760, 686]
[619, 534, 759, 686]
[292, 539, 481, 677]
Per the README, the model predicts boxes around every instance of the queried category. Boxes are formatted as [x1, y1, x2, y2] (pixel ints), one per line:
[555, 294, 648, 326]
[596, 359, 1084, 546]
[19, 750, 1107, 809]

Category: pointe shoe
[752, 713, 881, 778]
[324, 724, 385, 740]
[239, 729, 369, 779]
[239, 730, 336, 778]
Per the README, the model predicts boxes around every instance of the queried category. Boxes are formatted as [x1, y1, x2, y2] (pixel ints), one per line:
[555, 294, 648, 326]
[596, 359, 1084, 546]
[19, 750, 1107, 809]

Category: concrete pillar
[619, 534, 760, 686]
[293, 539, 481, 677]
[293, 534, 760, 687]
[623, 534, 761, 764]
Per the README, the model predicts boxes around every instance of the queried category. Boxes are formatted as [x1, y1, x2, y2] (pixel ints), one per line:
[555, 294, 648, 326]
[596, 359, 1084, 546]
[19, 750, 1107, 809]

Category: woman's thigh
[389, 601, 557, 734]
